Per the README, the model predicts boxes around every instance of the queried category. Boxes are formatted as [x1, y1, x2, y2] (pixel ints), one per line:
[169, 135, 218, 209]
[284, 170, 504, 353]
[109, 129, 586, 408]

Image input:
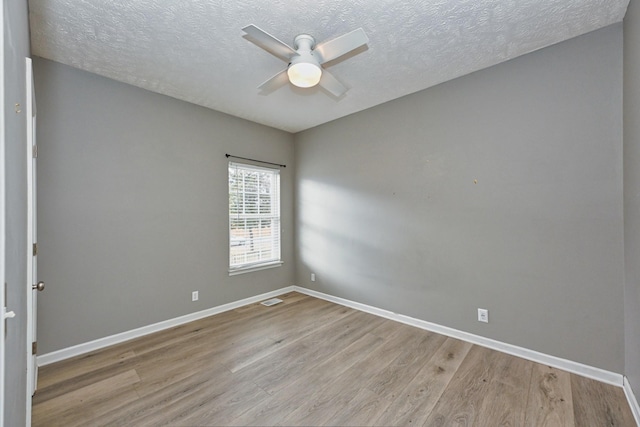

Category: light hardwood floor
[32, 292, 636, 426]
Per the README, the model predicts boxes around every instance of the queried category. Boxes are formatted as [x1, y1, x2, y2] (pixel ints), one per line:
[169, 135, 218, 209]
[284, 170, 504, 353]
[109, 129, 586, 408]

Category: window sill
[229, 261, 283, 276]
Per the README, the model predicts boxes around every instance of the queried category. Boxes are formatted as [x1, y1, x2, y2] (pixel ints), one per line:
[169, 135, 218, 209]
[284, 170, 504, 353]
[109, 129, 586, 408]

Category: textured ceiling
[29, 0, 629, 133]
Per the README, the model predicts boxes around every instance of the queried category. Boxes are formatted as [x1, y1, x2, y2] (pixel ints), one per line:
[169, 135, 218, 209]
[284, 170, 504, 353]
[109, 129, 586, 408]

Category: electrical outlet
[192, 291, 199, 302]
[311, 273, 316, 282]
[478, 308, 489, 323]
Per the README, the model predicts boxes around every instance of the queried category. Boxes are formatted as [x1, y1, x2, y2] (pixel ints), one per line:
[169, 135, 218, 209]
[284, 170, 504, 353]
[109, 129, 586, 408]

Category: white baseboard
[38, 284, 629, 392]
[37, 286, 295, 367]
[624, 376, 640, 426]
[293, 286, 624, 388]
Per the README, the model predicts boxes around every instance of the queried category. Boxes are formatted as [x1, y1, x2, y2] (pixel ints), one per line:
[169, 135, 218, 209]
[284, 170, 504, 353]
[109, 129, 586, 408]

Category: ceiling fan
[242, 25, 369, 97]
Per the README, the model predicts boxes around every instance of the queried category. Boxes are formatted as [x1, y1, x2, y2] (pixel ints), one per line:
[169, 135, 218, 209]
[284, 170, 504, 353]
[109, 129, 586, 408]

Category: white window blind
[229, 162, 281, 273]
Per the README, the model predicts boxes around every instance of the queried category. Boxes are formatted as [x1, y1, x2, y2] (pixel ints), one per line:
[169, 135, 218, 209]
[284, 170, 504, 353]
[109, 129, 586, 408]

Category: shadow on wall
[297, 178, 499, 305]
[296, 172, 602, 324]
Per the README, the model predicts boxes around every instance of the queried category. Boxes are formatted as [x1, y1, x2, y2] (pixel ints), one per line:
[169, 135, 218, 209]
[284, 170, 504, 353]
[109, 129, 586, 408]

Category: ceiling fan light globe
[287, 62, 322, 88]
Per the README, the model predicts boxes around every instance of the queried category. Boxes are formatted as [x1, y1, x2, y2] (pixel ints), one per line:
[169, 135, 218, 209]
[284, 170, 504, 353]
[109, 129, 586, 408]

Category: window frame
[228, 161, 282, 275]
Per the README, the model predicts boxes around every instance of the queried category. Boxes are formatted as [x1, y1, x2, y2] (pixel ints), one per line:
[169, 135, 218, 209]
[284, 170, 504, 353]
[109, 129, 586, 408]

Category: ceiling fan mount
[292, 34, 317, 50]
[242, 25, 369, 97]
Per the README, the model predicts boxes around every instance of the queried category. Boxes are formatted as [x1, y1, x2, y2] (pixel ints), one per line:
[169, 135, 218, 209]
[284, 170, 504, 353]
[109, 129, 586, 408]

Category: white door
[0, 3, 6, 419]
[26, 57, 42, 423]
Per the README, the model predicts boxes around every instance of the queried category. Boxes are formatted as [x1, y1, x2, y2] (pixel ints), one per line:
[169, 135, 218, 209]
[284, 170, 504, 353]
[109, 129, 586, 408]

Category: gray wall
[3, 0, 30, 425]
[625, 0, 640, 399]
[33, 58, 295, 354]
[295, 25, 624, 373]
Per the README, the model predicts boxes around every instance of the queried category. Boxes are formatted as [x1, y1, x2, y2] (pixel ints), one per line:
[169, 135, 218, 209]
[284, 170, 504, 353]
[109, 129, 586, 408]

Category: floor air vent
[261, 298, 283, 307]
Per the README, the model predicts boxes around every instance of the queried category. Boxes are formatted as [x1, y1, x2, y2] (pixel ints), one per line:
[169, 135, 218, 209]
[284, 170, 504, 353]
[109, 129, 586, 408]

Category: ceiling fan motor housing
[293, 34, 316, 51]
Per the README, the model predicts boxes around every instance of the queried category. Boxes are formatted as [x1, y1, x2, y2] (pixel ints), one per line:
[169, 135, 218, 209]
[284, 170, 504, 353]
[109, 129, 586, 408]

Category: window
[229, 162, 281, 274]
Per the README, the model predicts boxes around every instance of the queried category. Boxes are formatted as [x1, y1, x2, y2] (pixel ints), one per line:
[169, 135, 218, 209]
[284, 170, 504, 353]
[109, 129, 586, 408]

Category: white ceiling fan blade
[318, 70, 348, 97]
[314, 28, 369, 64]
[242, 25, 296, 62]
[258, 69, 289, 93]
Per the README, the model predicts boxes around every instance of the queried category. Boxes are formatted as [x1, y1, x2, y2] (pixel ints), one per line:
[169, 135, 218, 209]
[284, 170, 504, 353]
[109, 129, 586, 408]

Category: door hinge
[32, 243, 38, 256]
[32, 341, 37, 355]
[32, 145, 38, 158]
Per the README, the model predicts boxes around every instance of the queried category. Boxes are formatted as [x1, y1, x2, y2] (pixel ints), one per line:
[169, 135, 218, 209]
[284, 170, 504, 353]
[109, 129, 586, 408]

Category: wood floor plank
[33, 292, 635, 427]
[128, 294, 321, 359]
[227, 331, 386, 426]
[423, 345, 513, 426]
[96, 368, 233, 426]
[240, 310, 385, 395]
[472, 380, 528, 427]
[368, 316, 409, 339]
[277, 378, 375, 427]
[37, 293, 312, 400]
[159, 377, 269, 426]
[571, 374, 636, 426]
[130, 302, 339, 391]
[203, 298, 336, 359]
[324, 387, 392, 427]
[225, 301, 351, 373]
[373, 337, 473, 427]
[36, 349, 136, 391]
[132, 353, 234, 399]
[365, 329, 448, 399]
[57, 386, 141, 427]
[524, 364, 575, 426]
[277, 324, 431, 426]
[232, 334, 397, 425]
[233, 324, 398, 425]
[32, 369, 140, 427]
[473, 351, 533, 426]
[33, 352, 139, 402]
